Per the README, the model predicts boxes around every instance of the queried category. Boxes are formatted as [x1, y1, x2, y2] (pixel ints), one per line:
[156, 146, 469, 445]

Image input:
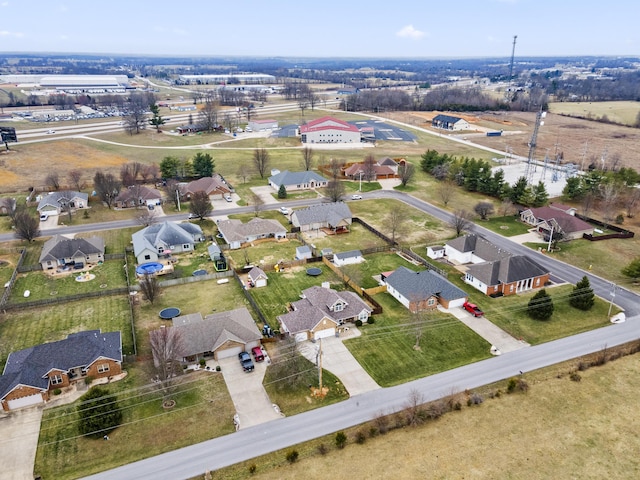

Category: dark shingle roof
[466, 255, 549, 286]
[268, 170, 328, 188]
[432, 114, 464, 124]
[446, 234, 511, 262]
[385, 266, 467, 302]
[39, 235, 104, 263]
[292, 202, 352, 228]
[335, 250, 362, 260]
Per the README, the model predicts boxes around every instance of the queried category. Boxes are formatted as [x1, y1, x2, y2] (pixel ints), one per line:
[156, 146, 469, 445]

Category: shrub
[615, 213, 624, 224]
[199, 359, 206, 367]
[77, 387, 122, 438]
[373, 411, 390, 434]
[355, 429, 367, 444]
[53, 388, 62, 396]
[277, 184, 287, 199]
[367, 317, 375, 324]
[570, 372, 582, 382]
[507, 377, 518, 393]
[248, 464, 257, 474]
[569, 276, 595, 311]
[527, 288, 554, 320]
[369, 426, 379, 438]
[84, 376, 94, 385]
[517, 378, 530, 393]
[317, 443, 328, 455]
[355, 319, 363, 327]
[286, 450, 299, 464]
[216, 365, 221, 372]
[467, 392, 484, 406]
[335, 431, 347, 449]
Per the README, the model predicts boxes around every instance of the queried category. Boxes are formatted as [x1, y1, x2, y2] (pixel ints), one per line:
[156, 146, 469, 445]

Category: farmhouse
[431, 114, 470, 131]
[268, 170, 328, 191]
[278, 285, 372, 341]
[39, 235, 105, 271]
[169, 307, 262, 361]
[291, 202, 352, 233]
[0, 330, 122, 412]
[299, 116, 361, 144]
[132, 221, 205, 264]
[37, 191, 88, 216]
[217, 217, 287, 250]
[384, 266, 468, 312]
[520, 204, 593, 240]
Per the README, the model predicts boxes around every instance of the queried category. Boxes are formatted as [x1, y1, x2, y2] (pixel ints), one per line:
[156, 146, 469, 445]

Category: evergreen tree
[562, 176, 583, 200]
[531, 181, 549, 207]
[527, 289, 554, 320]
[569, 275, 595, 311]
[78, 387, 123, 438]
[509, 176, 529, 205]
[277, 184, 287, 199]
[622, 257, 640, 281]
[192, 152, 215, 178]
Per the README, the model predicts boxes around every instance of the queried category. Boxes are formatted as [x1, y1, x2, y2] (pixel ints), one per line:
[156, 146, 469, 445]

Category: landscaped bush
[286, 450, 299, 463]
[53, 388, 62, 396]
[354, 429, 367, 444]
[355, 319, 363, 327]
[335, 431, 347, 449]
[248, 463, 257, 474]
[367, 317, 375, 324]
[570, 372, 582, 382]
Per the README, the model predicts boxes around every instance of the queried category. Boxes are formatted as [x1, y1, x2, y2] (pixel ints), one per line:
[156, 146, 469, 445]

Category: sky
[1, 0, 639, 59]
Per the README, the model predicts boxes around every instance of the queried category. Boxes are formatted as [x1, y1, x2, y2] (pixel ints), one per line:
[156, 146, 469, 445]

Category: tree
[398, 162, 415, 187]
[449, 210, 472, 237]
[236, 163, 252, 184]
[474, 201, 494, 220]
[67, 170, 84, 191]
[599, 181, 621, 224]
[13, 211, 40, 242]
[277, 184, 287, 199]
[562, 176, 583, 200]
[253, 148, 270, 179]
[328, 158, 345, 180]
[148, 103, 165, 132]
[139, 273, 161, 304]
[531, 181, 548, 207]
[527, 289, 554, 320]
[325, 180, 345, 202]
[499, 198, 515, 216]
[149, 327, 183, 400]
[623, 186, 640, 218]
[44, 172, 60, 191]
[123, 93, 151, 135]
[189, 191, 212, 219]
[136, 207, 158, 227]
[301, 147, 314, 171]
[362, 154, 377, 182]
[509, 176, 529, 205]
[164, 179, 182, 209]
[387, 207, 408, 245]
[569, 276, 595, 311]
[621, 257, 640, 281]
[198, 99, 219, 133]
[0, 197, 17, 218]
[77, 387, 123, 438]
[192, 152, 215, 178]
[250, 191, 264, 217]
[120, 162, 142, 187]
[160, 156, 180, 179]
[93, 171, 121, 209]
[437, 180, 454, 206]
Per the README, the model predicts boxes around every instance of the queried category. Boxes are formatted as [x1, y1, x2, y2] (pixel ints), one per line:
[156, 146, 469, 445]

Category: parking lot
[272, 120, 415, 142]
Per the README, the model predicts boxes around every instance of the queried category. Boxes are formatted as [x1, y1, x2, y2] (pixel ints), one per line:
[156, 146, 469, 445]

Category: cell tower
[507, 35, 518, 98]
[524, 109, 546, 184]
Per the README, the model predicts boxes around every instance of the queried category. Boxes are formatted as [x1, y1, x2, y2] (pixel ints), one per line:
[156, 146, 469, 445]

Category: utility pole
[607, 283, 617, 319]
[318, 337, 323, 392]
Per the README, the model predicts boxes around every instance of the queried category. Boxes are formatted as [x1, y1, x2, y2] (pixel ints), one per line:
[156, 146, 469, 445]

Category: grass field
[35, 366, 236, 480]
[548, 100, 640, 126]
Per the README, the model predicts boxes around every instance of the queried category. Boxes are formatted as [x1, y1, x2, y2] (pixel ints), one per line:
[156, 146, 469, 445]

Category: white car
[39, 213, 49, 221]
[279, 207, 289, 215]
[46, 130, 55, 134]
[351, 194, 363, 200]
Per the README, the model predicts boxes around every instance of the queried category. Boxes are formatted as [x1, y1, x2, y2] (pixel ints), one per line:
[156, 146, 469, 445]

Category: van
[251, 346, 265, 362]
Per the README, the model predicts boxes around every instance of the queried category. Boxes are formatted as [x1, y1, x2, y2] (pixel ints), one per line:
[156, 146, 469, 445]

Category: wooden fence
[157, 270, 233, 288]
[0, 247, 26, 308]
[2, 287, 129, 311]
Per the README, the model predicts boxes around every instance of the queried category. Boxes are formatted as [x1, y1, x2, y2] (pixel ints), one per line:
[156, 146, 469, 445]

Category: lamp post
[607, 283, 617, 319]
[358, 171, 363, 192]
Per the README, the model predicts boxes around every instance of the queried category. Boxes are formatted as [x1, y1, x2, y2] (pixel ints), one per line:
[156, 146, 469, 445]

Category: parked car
[39, 213, 49, 221]
[188, 213, 199, 219]
[224, 195, 233, 202]
[46, 130, 55, 134]
[279, 206, 289, 215]
[351, 194, 362, 200]
[238, 351, 254, 372]
[251, 346, 265, 362]
[463, 301, 484, 317]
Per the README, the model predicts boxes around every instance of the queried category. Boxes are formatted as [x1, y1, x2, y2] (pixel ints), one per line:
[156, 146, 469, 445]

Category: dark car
[463, 301, 484, 317]
[238, 351, 254, 372]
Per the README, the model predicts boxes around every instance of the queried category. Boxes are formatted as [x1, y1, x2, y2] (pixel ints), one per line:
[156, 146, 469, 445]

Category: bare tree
[599, 181, 621, 224]
[149, 327, 183, 400]
[93, 171, 121, 209]
[45, 172, 61, 191]
[141, 164, 160, 184]
[120, 162, 143, 187]
[301, 147, 314, 171]
[13, 211, 40, 242]
[474, 201, 495, 220]
[404, 389, 425, 427]
[362, 154, 377, 182]
[139, 273, 160, 304]
[325, 180, 345, 203]
[189, 190, 212, 220]
[68, 170, 84, 191]
[0, 197, 17, 218]
[123, 93, 151, 135]
[164, 179, 182, 210]
[250, 191, 264, 217]
[387, 207, 408, 245]
[253, 148, 270, 179]
[449, 209, 473, 237]
[623, 186, 640, 218]
[328, 158, 345, 180]
[437, 180, 454, 207]
[137, 207, 158, 226]
[499, 198, 515, 217]
[581, 192, 596, 217]
[236, 163, 252, 184]
[198, 99, 219, 133]
[398, 162, 415, 187]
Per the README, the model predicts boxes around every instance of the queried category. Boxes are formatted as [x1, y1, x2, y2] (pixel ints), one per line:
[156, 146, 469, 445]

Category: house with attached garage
[383, 266, 468, 312]
[167, 307, 262, 362]
[37, 190, 88, 216]
[290, 202, 352, 233]
[132, 221, 205, 264]
[278, 284, 372, 341]
[181, 175, 232, 201]
[520, 203, 593, 240]
[217, 217, 287, 250]
[114, 185, 163, 208]
[39, 235, 105, 271]
[0, 330, 122, 412]
[268, 170, 328, 192]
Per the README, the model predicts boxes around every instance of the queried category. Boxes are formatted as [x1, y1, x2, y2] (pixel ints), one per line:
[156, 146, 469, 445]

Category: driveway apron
[0, 407, 43, 480]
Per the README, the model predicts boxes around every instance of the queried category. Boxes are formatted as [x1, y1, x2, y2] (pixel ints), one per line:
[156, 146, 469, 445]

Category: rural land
[1, 53, 640, 480]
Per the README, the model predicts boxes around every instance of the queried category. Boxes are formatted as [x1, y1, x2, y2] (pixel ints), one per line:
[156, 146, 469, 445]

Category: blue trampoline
[136, 262, 164, 275]
[159, 307, 181, 320]
[306, 267, 322, 276]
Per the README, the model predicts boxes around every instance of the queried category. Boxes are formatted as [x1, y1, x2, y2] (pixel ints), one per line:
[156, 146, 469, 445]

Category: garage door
[8, 393, 43, 410]
[313, 328, 336, 340]
[448, 298, 466, 309]
[216, 345, 242, 360]
[295, 332, 308, 343]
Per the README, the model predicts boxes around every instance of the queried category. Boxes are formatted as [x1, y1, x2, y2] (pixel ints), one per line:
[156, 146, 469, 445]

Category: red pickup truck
[463, 301, 484, 317]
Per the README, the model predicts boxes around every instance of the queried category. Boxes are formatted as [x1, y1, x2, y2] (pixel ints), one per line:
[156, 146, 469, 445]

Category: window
[97, 364, 110, 373]
[428, 298, 436, 306]
[144, 254, 151, 260]
[358, 311, 368, 321]
[50, 374, 63, 385]
[334, 303, 344, 312]
[183, 244, 189, 249]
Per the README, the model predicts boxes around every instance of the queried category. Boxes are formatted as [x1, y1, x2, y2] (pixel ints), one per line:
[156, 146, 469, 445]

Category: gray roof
[37, 191, 88, 211]
[268, 170, 328, 188]
[296, 245, 312, 254]
[432, 114, 465, 124]
[217, 218, 286, 243]
[115, 185, 162, 204]
[170, 308, 262, 357]
[385, 266, 467, 302]
[0, 330, 122, 399]
[446, 234, 511, 262]
[335, 250, 362, 260]
[248, 267, 267, 281]
[132, 221, 203, 257]
[466, 255, 549, 286]
[207, 243, 222, 260]
[39, 235, 104, 263]
[291, 202, 352, 228]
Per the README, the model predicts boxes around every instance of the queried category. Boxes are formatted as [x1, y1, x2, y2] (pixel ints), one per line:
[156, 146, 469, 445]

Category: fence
[2, 287, 129, 311]
[157, 270, 233, 288]
[321, 256, 384, 315]
[576, 213, 635, 241]
[0, 247, 26, 308]
[233, 270, 269, 327]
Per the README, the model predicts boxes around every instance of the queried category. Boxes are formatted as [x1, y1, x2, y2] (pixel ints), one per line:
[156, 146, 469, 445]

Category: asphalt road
[15, 191, 638, 480]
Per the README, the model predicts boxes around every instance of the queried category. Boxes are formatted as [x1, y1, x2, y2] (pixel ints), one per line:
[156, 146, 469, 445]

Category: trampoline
[136, 262, 164, 275]
[192, 269, 207, 276]
[159, 307, 181, 320]
[306, 267, 322, 276]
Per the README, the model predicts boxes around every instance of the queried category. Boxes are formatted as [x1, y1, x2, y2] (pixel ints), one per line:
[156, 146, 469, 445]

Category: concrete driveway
[299, 328, 380, 396]
[249, 186, 279, 205]
[219, 355, 283, 429]
[0, 407, 43, 480]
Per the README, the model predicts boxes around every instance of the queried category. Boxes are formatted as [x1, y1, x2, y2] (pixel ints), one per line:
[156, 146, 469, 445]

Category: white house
[132, 221, 205, 264]
[333, 250, 364, 267]
[295, 245, 313, 260]
[299, 116, 361, 144]
[444, 234, 511, 265]
[431, 114, 471, 131]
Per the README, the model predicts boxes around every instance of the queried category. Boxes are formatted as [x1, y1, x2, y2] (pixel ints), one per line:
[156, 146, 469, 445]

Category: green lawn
[340, 251, 421, 289]
[0, 295, 134, 370]
[224, 238, 304, 269]
[77, 227, 139, 254]
[304, 222, 389, 252]
[478, 215, 532, 237]
[10, 260, 127, 303]
[35, 366, 235, 480]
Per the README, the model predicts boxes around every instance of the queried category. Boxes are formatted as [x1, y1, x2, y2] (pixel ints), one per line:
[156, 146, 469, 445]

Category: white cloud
[396, 25, 426, 40]
[0, 30, 23, 38]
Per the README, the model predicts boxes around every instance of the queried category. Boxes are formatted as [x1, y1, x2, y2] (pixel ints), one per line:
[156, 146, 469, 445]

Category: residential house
[444, 234, 511, 265]
[333, 250, 364, 267]
[290, 202, 352, 233]
[295, 245, 313, 260]
[520, 204, 593, 240]
[132, 221, 205, 264]
[431, 114, 470, 131]
[217, 217, 287, 250]
[39, 235, 105, 271]
[248, 119, 278, 131]
[181, 175, 231, 201]
[0, 330, 122, 412]
[168, 307, 262, 361]
[207, 244, 228, 271]
[248, 267, 268, 288]
[343, 158, 398, 181]
[268, 170, 328, 192]
[115, 185, 163, 208]
[278, 284, 372, 341]
[37, 191, 88, 216]
[299, 116, 361, 144]
[384, 266, 468, 312]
